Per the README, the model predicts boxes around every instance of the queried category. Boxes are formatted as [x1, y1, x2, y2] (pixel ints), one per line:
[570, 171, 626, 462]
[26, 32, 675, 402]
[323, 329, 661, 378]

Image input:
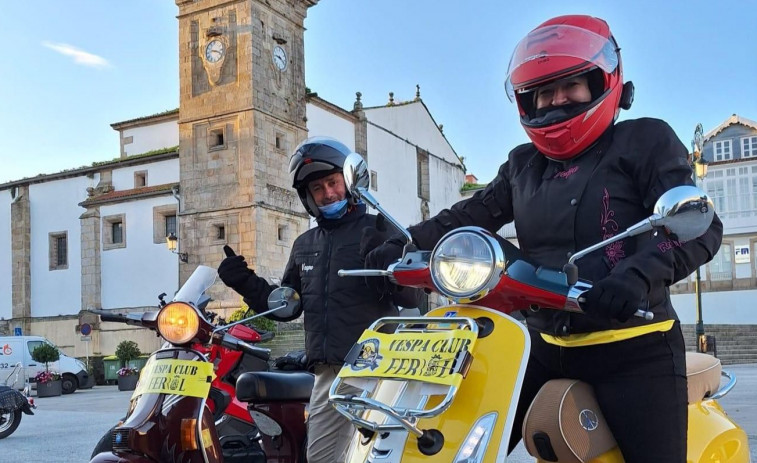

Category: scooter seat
[236, 371, 314, 402]
[685, 352, 721, 404]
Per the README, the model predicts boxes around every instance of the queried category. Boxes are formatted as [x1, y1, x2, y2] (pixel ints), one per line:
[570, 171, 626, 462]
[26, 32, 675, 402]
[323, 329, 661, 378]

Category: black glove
[218, 245, 267, 298]
[581, 272, 649, 322]
[360, 214, 389, 258]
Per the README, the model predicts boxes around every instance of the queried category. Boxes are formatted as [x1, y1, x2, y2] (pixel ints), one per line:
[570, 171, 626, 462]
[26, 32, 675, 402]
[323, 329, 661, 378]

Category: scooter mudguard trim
[132, 358, 216, 399]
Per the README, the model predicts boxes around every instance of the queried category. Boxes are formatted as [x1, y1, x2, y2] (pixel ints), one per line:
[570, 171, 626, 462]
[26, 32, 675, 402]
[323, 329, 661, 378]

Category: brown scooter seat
[522, 353, 724, 462]
[685, 352, 721, 403]
[236, 371, 314, 402]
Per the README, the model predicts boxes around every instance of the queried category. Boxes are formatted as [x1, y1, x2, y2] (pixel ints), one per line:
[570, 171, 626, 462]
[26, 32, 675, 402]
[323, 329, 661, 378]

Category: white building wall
[672, 289, 757, 324]
[30, 177, 94, 317]
[111, 159, 180, 191]
[122, 120, 179, 156]
[100, 197, 179, 310]
[428, 155, 464, 216]
[305, 104, 356, 149]
[365, 125, 425, 227]
[0, 191, 12, 319]
[365, 103, 460, 165]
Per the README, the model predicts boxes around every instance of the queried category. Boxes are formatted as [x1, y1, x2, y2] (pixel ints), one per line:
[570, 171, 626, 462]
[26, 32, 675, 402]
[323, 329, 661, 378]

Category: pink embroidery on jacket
[554, 166, 579, 179]
[657, 239, 682, 253]
[601, 189, 625, 266]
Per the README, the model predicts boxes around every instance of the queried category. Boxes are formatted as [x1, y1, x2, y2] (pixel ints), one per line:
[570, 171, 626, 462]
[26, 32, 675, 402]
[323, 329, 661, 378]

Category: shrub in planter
[31, 343, 60, 373]
[115, 340, 141, 368]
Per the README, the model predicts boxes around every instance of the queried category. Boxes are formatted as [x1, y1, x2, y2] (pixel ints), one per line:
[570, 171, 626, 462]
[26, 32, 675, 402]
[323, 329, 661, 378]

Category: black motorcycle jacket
[242, 204, 420, 365]
[407, 118, 723, 336]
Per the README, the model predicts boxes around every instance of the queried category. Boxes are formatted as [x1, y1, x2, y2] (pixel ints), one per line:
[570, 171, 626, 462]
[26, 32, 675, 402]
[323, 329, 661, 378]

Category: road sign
[81, 335, 92, 342]
[80, 323, 92, 336]
[14, 327, 22, 336]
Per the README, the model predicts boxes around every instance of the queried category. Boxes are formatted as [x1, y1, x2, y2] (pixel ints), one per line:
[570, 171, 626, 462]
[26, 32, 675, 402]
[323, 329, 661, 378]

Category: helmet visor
[505, 24, 618, 102]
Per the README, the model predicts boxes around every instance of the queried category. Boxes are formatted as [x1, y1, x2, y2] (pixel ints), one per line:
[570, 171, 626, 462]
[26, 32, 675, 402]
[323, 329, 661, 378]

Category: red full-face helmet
[505, 15, 634, 160]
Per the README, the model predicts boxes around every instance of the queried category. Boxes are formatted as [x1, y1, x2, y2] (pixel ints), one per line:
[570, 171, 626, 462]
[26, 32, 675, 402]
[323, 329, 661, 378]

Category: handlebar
[220, 333, 271, 361]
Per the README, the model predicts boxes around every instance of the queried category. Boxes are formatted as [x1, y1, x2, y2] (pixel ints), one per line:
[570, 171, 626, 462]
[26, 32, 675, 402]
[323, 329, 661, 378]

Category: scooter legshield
[341, 306, 530, 463]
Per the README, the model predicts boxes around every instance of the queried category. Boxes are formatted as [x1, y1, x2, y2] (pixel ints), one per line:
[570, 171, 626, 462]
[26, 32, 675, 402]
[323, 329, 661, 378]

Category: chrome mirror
[341, 152, 413, 245]
[266, 287, 301, 319]
[648, 185, 715, 242]
[343, 152, 370, 199]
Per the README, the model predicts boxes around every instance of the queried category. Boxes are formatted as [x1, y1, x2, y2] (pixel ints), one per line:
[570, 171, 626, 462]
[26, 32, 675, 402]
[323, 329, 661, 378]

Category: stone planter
[118, 374, 139, 391]
[37, 379, 63, 398]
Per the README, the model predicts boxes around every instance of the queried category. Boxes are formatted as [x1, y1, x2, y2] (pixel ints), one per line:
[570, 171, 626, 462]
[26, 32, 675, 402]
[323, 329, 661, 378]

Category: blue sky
[2, 1, 755, 185]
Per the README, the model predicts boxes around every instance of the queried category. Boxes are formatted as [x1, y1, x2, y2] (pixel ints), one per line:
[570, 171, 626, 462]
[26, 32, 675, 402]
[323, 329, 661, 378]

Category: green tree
[31, 343, 60, 373]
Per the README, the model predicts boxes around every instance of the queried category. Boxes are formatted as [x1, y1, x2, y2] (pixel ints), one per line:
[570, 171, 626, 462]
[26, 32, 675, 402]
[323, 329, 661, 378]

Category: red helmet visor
[505, 24, 619, 102]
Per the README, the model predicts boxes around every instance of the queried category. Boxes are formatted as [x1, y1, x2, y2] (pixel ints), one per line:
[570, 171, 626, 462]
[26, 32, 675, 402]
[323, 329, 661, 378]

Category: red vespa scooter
[89, 267, 312, 463]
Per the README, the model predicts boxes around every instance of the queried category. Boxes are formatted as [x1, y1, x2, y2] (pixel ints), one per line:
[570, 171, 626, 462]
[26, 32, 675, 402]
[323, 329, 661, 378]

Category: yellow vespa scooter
[328, 153, 750, 463]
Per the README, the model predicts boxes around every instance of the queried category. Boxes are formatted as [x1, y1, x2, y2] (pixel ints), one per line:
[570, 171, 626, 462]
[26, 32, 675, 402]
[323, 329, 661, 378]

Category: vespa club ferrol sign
[339, 329, 477, 387]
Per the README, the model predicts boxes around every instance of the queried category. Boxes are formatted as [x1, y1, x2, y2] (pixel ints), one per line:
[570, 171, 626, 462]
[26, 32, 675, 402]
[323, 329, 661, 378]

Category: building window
[49, 231, 68, 270]
[209, 221, 228, 244]
[134, 171, 147, 188]
[277, 224, 288, 243]
[112, 221, 123, 244]
[275, 131, 286, 152]
[742, 136, 757, 158]
[713, 140, 732, 161]
[417, 149, 430, 201]
[370, 170, 378, 191]
[103, 214, 126, 250]
[708, 243, 733, 281]
[153, 205, 178, 244]
[209, 127, 225, 150]
[165, 215, 177, 238]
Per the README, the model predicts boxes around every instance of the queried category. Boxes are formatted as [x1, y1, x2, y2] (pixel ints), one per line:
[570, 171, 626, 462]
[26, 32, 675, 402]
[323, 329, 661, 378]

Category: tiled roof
[110, 109, 179, 129]
[79, 183, 178, 207]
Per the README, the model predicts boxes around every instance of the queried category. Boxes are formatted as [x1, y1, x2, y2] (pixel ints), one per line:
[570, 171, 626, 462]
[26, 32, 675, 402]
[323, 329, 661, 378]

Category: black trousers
[509, 322, 688, 463]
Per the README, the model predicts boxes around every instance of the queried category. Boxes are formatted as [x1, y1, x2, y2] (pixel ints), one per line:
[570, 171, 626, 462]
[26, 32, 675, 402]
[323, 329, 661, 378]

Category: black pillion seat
[236, 371, 314, 403]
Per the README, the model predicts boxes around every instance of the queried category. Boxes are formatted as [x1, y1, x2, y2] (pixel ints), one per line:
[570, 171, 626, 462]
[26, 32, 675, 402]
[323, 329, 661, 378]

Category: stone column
[10, 185, 31, 334]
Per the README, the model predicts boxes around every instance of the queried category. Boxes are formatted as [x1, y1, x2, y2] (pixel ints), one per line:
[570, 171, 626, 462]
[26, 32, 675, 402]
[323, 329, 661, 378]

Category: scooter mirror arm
[354, 187, 414, 247]
[567, 218, 655, 267]
[213, 303, 287, 334]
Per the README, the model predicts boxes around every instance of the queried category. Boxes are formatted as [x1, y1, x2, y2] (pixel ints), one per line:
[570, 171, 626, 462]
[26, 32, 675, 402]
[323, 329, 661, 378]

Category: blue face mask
[318, 199, 349, 219]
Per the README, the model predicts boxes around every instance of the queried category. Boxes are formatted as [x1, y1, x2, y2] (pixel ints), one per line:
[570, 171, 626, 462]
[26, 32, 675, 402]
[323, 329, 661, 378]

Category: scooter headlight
[157, 302, 200, 345]
[430, 227, 504, 301]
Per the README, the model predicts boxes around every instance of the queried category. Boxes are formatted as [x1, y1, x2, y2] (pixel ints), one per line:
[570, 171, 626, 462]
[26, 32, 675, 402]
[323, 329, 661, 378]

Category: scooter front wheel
[0, 409, 22, 439]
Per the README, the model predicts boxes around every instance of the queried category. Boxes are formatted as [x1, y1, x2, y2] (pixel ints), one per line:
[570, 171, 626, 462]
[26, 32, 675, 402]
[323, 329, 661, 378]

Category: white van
[0, 336, 90, 394]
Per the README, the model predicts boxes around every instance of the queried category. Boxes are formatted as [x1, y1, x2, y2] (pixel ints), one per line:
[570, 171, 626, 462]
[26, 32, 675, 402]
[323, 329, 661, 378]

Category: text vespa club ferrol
[340, 328, 478, 387]
[132, 358, 216, 398]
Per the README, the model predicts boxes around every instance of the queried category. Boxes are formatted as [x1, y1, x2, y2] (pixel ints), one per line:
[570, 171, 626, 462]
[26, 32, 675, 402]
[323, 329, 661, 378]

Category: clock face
[205, 40, 225, 63]
[272, 45, 287, 71]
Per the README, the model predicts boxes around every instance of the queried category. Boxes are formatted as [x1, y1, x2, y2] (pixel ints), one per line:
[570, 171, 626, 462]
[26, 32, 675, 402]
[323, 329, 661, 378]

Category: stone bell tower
[175, 0, 317, 306]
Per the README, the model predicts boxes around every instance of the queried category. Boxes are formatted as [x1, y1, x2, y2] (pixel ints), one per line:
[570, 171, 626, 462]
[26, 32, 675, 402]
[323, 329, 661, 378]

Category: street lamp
[166, 232, 188, 263]
[691, 123, 709, 352]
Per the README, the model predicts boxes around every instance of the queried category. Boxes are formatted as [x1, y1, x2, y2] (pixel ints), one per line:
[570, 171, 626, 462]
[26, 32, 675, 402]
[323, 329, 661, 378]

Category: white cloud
[42, 41, 111, 69]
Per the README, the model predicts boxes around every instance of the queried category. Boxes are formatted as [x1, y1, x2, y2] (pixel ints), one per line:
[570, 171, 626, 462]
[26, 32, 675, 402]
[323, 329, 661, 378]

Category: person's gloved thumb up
[360, 214, 389, 258]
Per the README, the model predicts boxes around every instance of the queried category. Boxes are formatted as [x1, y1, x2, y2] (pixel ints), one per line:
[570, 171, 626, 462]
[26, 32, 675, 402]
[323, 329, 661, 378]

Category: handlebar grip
[99, 313, 129, 323]
[635, 300, 654, 320]
[221, 333, 271, 361]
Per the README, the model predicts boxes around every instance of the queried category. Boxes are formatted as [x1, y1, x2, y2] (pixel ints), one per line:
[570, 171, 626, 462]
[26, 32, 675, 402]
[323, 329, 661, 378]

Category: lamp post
[691, 123, 709, 352]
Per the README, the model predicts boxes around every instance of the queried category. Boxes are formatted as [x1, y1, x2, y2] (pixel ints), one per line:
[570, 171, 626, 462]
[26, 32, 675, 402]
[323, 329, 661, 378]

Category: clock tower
[175, 0, 317, 304]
